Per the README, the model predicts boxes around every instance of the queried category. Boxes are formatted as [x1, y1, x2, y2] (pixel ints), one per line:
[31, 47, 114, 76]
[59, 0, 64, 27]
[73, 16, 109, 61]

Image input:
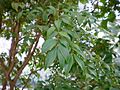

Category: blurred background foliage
[0, 0, 120, 90]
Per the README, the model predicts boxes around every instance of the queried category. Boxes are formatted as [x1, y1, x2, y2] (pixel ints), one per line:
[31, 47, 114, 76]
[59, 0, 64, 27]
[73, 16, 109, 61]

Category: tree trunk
[10, 82, 15, 90]
[10, 86, 14, 90]
[2, 80, 7, 90]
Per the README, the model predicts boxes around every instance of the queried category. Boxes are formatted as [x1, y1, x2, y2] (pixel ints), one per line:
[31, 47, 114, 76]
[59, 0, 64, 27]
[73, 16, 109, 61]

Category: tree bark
[13, 32, 41, 84]
[2, 80, 7, 90]
[10, 85, 14, 90]
[9, 81, 15, 90]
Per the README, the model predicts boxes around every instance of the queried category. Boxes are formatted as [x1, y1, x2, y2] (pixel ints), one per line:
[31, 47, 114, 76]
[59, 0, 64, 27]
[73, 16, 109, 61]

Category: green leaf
[45, 48, 57, 68]
[88, 69, 97, 77]
[101, 20, 108, 29]
[103, 63, 110, 71]
[82, 20, 88, 27]
[11, 2, 19, 12]
[57, 44, 69, 67]
[42, 39, 57, 53]
[104, 52, 112, 63]
[59, 44, 69, 58]
[64, 56, 74, 74]
[48, 31, 58, 39]
[42, 11, 48, 21]
[62, 17, 71, 25]
[77, 14, 85, 25]
[17, 11, 23, 20]
[60, 38, 69, 47]
[19, 2, 25, 9]
[59, 31, 70, 40]
[57, 48, 65, 68]
[11, 2, 25, 12]
[48, 6, 56, 16]
[80, 0, 88, 4]
[54, 20, 61, 31]
[72, 44, 85, 59]
[100, 0, 106, 4]
[47, 26, 56, 38]
[108, 11, 116, 22]
[74, 55, 85, 70]
[37, 7, 43, 12]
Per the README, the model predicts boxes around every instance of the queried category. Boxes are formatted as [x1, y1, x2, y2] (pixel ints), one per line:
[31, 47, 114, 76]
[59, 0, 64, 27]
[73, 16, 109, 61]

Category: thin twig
[21, 68, 42, 90]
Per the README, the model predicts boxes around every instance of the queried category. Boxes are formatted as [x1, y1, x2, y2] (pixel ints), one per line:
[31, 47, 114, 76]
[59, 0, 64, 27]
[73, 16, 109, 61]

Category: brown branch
[2, 80, 7, 90]
[13, 32, 41, 84]
[0, 13, 2, 31]
[9, 21, 20, 61]
[7, 21, 20, 80]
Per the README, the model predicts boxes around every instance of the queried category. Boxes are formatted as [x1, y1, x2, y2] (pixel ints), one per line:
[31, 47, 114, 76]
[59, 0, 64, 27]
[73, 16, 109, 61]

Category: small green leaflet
[77, 14, 85, 25]
[62, 16, 71, 25]
[45, 48, 57, 68]
[58, 44, 69, 59]
[108, 11, 116, 22]
[60, 38, 68, 47]
[72, 44, 86, 59]
[59, 31, 70, 40]
[42, 11, 48, 21]
[88, 68, 97, 77]
[11, 2, 19, 12]
[74, 55, 85, 70]
[101, 20, 108, 29]
[17, 11, 23, 20]
[57, 44, 69, 68]
[48, 6, 56, 16]
[64, 56, 74, 74]
[42, 39, 57, 53]
[103, 63, 110, 71]
[47, 26, 56, 38]
[36, 7, 43, 12]
[57, 47, 65, 68]
[57, 50, 65, 68]
[54, 20, 61, 31]
[11, 2, 25, 12]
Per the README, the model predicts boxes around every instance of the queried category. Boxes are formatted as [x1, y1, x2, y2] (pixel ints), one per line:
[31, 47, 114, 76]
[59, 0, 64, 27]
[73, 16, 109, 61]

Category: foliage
[0, 0, 120, 90]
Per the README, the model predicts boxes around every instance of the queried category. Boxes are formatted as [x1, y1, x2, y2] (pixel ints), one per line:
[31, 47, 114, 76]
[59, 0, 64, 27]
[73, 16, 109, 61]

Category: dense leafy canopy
[0, 0, 120, 90]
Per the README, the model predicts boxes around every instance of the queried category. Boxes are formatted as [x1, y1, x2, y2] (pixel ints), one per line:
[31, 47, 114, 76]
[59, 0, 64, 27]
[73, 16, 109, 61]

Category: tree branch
[13, 32, 41, 84]
[2, 80, 7, 90]
[21, 68, 42, 90]
[8, 21, 20, 80]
